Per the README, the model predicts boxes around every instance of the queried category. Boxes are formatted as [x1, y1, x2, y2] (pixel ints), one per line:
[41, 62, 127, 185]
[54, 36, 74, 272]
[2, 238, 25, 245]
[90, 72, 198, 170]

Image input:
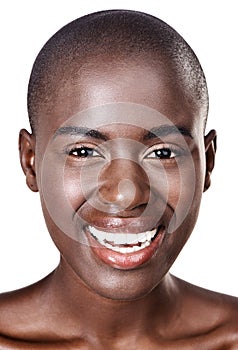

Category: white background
[0, 1, 237, 296]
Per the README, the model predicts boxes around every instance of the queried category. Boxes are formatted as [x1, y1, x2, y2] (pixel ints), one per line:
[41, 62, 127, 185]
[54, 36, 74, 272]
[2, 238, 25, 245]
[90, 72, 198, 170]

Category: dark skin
[0, 58, 238, 349]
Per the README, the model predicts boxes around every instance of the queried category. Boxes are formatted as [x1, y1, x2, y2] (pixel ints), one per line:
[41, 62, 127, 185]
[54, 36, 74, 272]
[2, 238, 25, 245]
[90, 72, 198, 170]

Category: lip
[82, 216, 160, 233]
[86, 224, 165, 270]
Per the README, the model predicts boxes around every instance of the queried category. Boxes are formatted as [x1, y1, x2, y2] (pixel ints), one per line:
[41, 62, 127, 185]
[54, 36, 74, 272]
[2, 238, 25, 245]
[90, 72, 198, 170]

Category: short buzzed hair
[27, 9, 209, 133]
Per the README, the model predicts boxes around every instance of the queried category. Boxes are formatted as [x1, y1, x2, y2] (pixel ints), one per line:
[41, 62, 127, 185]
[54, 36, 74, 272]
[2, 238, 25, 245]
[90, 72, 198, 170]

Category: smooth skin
[0, 58, 237, 349]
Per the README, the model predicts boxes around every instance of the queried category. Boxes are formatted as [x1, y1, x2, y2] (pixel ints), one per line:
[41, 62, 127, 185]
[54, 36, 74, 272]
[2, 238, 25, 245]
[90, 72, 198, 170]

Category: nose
[98, 159, 150, 213]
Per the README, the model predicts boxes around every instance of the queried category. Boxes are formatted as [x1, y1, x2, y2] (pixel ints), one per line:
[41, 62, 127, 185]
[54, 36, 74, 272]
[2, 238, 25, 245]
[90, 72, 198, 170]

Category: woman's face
[34, 59, 210, 300]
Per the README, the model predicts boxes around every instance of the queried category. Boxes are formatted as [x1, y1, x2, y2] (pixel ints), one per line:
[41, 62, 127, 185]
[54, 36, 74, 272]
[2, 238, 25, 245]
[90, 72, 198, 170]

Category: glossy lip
[85, 224, 165, 270]
[82, 216, 160, 233]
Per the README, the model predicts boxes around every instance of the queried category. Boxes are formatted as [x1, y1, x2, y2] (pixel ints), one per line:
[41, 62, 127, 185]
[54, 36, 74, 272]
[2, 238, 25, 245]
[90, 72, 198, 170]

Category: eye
[145, 146, 180, 159]
[68, 146, 101, 158]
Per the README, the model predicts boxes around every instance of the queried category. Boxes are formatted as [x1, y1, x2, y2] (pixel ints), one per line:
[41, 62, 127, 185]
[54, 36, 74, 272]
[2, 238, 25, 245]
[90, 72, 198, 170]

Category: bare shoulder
[0, 275, 88, 349]
[179, 276, 238, 317]
[173, 275, 238, 348]
[0, 274, 58, 346]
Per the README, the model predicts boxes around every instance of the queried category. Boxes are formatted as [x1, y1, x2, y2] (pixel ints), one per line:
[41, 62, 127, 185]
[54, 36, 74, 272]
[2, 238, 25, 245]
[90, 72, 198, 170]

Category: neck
[48, 256, 181, 341]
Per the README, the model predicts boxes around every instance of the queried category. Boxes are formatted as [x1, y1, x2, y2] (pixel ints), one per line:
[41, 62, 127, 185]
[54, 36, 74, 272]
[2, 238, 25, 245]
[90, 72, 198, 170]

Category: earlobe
[19, 129, 38, 192]
[203, 129, 217, 192]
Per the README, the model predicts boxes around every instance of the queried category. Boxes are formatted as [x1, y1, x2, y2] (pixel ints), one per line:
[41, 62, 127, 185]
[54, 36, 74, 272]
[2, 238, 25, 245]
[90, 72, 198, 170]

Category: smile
[86, 224, 165, 269]
[88, 226, 157, 254]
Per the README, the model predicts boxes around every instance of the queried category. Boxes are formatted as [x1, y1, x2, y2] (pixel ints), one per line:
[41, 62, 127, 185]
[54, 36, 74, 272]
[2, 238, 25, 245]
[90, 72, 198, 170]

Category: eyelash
[65, 144, 182, 161]
[67, 146, 101, 158]
[145, 145, 182, 160]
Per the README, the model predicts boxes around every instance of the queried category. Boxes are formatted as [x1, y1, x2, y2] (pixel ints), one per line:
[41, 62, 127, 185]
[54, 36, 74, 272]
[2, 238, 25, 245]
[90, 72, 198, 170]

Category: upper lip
[82, 217, 163, 234]
[75, 202, 174, 234]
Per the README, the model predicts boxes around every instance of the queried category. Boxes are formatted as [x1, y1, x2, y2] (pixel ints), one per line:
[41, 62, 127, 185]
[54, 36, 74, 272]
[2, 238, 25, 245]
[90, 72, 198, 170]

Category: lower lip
[86, 227, 165, 270]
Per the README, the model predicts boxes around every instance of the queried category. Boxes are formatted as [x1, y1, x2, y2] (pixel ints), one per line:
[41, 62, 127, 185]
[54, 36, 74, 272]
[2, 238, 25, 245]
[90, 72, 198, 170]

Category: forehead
[37, 58, 202, 139]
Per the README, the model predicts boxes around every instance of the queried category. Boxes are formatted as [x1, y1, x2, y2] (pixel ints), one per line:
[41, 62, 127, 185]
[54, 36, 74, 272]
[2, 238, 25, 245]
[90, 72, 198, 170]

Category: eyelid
[143, 143, 184, 159]
[64, 142, 104, 157]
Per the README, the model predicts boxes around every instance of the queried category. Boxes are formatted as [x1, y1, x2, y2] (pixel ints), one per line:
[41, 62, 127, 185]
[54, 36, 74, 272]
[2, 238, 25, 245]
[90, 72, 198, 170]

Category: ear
[203, 129, 217, 192]
[19, 129, 38, 192]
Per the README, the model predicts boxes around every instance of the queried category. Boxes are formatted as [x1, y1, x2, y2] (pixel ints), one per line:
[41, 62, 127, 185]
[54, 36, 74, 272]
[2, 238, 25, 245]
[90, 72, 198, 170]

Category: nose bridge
[98, 158, 150, 210]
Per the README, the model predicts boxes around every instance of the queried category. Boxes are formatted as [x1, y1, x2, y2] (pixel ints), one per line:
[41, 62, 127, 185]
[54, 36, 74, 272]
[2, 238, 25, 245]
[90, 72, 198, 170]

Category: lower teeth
[94, 238, 152, 253]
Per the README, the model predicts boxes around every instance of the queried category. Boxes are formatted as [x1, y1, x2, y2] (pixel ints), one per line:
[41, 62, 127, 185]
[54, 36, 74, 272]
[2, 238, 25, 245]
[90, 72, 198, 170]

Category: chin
[90, 280, 158, 301]
[76, 259, 168, 302]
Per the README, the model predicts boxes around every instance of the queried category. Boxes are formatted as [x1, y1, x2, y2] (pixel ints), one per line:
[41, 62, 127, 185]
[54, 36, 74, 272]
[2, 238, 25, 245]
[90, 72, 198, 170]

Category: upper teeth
[88, 226, 157, 253]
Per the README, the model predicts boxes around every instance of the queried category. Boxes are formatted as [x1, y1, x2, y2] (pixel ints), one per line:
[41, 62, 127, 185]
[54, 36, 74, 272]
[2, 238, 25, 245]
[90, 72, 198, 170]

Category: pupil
[80, 148, 92, 157]
[156, 148, 171, 158]
[70, 147, 93, 157]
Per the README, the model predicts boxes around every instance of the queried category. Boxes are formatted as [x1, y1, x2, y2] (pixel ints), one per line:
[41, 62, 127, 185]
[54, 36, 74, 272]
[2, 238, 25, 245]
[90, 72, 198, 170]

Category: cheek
[64, 166, 85, 210]
[63, 158, 107, 213]
[39, 154, 88, 242]
[166, 155, 204, 233]
[167, 165, 197, 204]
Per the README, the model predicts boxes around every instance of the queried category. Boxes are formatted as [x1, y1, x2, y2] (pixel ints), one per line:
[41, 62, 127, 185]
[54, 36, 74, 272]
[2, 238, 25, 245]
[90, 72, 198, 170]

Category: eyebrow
[54, 126, 108, 141]
[54, 124, 193, 141]
[143, 125, 193, 140]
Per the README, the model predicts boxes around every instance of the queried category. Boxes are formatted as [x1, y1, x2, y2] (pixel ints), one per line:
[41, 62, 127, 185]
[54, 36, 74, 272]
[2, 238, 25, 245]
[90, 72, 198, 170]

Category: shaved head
[27, 10, 208, 133]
